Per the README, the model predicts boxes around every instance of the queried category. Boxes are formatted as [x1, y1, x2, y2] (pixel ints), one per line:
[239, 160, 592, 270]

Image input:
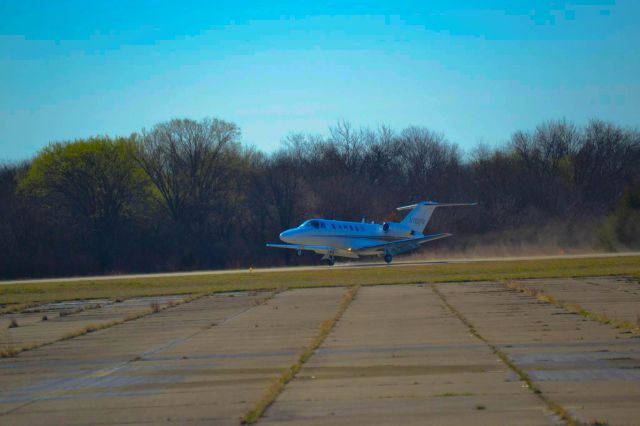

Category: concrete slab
[436, 281, 640, 425]
[512, 277, 640, 326]
[1, 295, 188, 351]
[2, 280, 639, 425]
[0, 289, 347, 425]
[262, 285, 555, 425]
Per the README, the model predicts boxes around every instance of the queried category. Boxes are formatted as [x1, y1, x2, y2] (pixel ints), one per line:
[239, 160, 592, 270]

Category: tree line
[1, 117, 639, 279]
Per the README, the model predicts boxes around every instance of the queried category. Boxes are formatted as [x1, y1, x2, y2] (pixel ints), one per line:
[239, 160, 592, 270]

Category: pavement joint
[3, 280, 639, 424]
[241, 286, 360, 424]
[502, 280, 640, 335]
[430, 283, 578, 426]
[0, 292, 231, 417]
[1, 293, 208, 360]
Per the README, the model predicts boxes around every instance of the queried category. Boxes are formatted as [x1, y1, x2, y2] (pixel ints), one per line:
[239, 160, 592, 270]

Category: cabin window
[331, 224, 336, 229]
[320, 222, 326, 229]
[349, 225, 354, 231]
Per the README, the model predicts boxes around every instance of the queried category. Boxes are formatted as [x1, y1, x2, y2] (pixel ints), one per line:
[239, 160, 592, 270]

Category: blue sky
[1, 0, 639, 160]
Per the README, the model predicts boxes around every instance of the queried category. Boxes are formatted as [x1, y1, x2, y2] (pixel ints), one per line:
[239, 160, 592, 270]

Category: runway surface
[2, 251, 639, 286]
[2, 276, 640, 425]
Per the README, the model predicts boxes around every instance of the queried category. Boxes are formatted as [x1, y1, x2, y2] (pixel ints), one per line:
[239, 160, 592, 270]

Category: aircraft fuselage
[279, 219, 415, 256]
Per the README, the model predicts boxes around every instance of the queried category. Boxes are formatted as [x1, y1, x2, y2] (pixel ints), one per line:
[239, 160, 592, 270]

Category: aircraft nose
[279, 229, 294, 242]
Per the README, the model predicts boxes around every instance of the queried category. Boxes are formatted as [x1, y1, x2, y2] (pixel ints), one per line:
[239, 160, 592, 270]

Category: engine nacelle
[381, 221, 414, 237]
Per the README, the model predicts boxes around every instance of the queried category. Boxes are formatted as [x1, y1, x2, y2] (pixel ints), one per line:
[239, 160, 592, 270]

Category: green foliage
[18, 137, 151, 269]
[20, 137, 149, 219]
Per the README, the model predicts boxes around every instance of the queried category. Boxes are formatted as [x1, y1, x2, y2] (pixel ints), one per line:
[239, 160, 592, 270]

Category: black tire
[384, 254, 392, 264]
[328, 257, 335, 266]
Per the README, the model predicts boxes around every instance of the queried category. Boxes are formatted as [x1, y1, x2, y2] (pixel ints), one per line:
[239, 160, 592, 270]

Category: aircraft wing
[266, 243, 337, 255]
[357, 233, 452, 256]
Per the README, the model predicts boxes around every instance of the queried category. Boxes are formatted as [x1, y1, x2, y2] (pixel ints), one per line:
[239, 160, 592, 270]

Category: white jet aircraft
[267, 201, 476, 265]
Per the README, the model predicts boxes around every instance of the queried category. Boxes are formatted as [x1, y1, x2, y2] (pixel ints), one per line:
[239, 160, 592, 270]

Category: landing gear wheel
[322, 255, 336, 266]
[384, 254, 393, 264]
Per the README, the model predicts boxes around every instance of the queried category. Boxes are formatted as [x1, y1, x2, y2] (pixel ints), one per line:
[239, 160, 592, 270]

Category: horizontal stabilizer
[396, 201, 477, 211]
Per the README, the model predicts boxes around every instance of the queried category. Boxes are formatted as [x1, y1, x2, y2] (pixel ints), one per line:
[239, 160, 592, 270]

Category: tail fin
[397, 201, 477, 233]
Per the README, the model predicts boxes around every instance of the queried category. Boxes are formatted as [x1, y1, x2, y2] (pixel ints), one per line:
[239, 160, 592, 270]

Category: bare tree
[575, 120, 640, 211]
[135, 117, 241, 266]
[396, 126, 461, 201]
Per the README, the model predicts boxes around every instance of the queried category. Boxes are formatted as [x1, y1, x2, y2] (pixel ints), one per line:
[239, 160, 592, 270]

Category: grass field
[1, 255, 639, 309]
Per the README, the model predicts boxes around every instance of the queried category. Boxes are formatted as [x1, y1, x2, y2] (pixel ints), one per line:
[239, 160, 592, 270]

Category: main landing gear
[384, 253, 393, 264]
[321, 253, 336, 266]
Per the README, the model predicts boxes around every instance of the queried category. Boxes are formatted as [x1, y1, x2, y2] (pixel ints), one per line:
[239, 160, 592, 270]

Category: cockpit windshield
[299, 220, 320, 229]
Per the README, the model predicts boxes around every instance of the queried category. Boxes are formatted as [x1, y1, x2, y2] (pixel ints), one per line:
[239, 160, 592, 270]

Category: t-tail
[397, 201, 478, 234]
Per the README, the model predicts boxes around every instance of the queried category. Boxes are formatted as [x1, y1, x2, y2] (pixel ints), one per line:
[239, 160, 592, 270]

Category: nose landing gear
[384, 253, 393, 264]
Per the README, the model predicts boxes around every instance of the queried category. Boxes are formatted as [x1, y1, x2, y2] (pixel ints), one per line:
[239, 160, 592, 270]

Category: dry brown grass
[2, 255, 638, 307]
[0, 347, 19, 358]
[0, 302, 40, 316]
[505, 281, 640, 334]
[0, 293, 205, 359]
[61, 321, 117, 340]
[59, 303, 102, 318]
[430, 284, 578, 426]
[241, 286, 359, 424]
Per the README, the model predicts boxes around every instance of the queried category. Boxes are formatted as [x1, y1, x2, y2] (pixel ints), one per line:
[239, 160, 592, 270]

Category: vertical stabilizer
[397, 201, 477, 233]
